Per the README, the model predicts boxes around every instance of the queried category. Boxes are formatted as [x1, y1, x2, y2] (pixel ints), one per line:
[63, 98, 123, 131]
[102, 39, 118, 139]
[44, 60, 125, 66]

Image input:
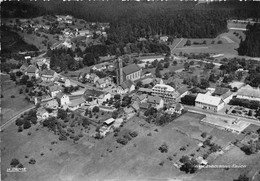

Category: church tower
[116, 58, 123, 85]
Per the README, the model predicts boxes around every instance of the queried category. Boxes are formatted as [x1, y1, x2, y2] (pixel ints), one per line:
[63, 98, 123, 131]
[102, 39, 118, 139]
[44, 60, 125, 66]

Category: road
[0, 105, 35, 131]
[185, 105, 260, 126]
[171, 38, 184, 55]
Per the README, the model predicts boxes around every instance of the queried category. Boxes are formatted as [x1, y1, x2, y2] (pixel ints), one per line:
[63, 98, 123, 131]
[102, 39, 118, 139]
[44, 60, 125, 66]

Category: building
[116, 58, 142, 84]
[56, 92, 70, 107]
[117, 79, 135, 94]
[40, 69, 58, 82]
[195, 93, 225, 112]
[68, 98, 86, 111]
[45, 99, 59, 109]
[48, 84, 63, 98]
[152, 84, 178, 103]
[84, 89, 111, 105]
[176, 86, 189, 99]
[146, 95, 164, 110]
[138, 88, 153, 95]
[25, 65, 39, 79]
[166, 103, 184, 114]
[236, 85, 260, 101]
[160, 36, 168, 42]
[212, 87, 233, 104]
[132, 94, 147, 104]
[91, 62, 110, 72]
[36, 108, 49, 121]
[95, 77, 112, 89]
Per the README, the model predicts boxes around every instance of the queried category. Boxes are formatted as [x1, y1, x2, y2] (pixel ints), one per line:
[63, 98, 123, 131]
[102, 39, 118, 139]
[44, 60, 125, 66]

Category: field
[2, 111, 258, 181]
[0, 74, 33, 125]
[171, 23, 246, 59]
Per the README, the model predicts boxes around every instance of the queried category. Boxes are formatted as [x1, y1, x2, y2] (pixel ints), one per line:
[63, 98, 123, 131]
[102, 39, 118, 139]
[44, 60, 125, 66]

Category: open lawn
[2, 111, 258, 181]
[1, 74, 33, 125]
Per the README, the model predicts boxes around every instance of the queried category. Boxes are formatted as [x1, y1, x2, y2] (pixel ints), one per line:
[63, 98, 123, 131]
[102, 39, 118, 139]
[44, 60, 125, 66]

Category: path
[171, 38, 184, 55]
[0, 105, 35, 131]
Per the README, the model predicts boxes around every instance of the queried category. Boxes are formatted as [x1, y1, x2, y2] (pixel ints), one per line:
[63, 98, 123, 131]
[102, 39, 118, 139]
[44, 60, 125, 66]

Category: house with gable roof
[195, 93, 225, 112]
[117, 79, 135, 94]
[40, 69, 58, 82]
[56, 92, 70, 107]
[48, 84, 63, 97]
[144, 95, 164, 110]
[25, 65, 39, 79]
[122, 64, 142, 82]
[236, 85, 260, 102]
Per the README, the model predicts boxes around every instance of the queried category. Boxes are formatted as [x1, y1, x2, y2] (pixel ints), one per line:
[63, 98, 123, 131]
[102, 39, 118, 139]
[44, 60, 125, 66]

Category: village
[1, 11, 260, 181]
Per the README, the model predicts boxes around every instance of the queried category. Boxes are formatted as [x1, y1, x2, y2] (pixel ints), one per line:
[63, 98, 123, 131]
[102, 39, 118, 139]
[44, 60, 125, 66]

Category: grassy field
[3, 111, 256, 181]
[0, 74, 33, 125]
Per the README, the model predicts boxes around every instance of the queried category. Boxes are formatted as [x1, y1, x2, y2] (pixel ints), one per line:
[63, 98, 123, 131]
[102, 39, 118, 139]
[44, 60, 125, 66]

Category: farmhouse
[212, 87, 233, 104]
[146, 95, 164, 110]
[152, 84, 178, 103]
[132, 94, 147, 104]
[84, 89, 111, 105]
[40, 69, 58, 82]
[68, 98, 86, 111]
[56, 92, 70, 107]
[36, 108, 50, 121]
[25, 65, 39, 79]
[117, 79, 135, 94]
[45, 99, 59, 110]
[166, 103, 184, 114]
[195, 93, 225, 112]
[95, 78, 108, 88]
[176, 86, 189, 99]
[48, 84, 63, 98]
[92, 62, 110, 72]
[236, 85, 260, 101]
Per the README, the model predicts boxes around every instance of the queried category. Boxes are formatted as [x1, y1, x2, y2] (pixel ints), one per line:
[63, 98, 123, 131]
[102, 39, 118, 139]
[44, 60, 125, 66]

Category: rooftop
[147, 95, 162, 105]
[123, 64, 141, 75]
[84, 89, 105, 98]
[26, 65, 38, 73]
[41, 69, 56, 76]
[104, 118, 115, 125]
[49, 84, 62, 92]
[195, 93, 223, 106]
[120, 79, 134, 90]
[237, 84, 260, 98]
[213, 87, 230, 96]
[152, 84, 175, 92]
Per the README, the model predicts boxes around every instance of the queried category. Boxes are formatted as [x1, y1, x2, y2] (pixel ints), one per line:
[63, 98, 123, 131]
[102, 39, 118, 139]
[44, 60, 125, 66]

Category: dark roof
[140, 102, 150, 109]
[84, 89, 104, 98]
[120, 79, 134, 90]
[26, 65, 38, 73]
[41, 69, 55, 76]
[177, 86, 188, 95]
[147, 95, 162, 105]
[213, 87, 230, 96]
[138, 88, 152, 93]
[122, 64, 141, 75]
[56, 92, 65, 99]
[175, 103, 183, 111]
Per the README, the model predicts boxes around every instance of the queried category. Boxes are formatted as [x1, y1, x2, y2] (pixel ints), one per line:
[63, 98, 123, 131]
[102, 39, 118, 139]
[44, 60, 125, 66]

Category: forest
[2, 1, 260, 40]
[238, 23, 260, 57]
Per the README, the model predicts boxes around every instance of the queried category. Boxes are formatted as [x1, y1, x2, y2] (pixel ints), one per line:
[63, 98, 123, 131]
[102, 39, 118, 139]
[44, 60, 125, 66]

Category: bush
[28, 158, 36, 164]
[92, 106, 100, 113]
[201, 132, 207, 138]
[129, 131, 138, 138]
[23, 120, 31, 129]
[116, 138, 128, 145]
[123, 134, 132, 141]
[231, 110, 236, 114]
[16, 118, 24, 126]
[11, 95, 15, 98]
[159, 143, 168, 153]
[10, 158, 20, 167]
[18, 126, 23, 132]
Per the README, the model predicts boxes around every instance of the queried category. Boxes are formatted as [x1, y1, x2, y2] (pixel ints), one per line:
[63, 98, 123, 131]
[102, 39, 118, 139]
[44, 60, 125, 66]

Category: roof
[131, 101, 140, 111]
[175, 103, 184, 111]
[56, 92, 66, 99]
[84, 89, 104, 98]
[140, 102, 150, 109]
[237, 85, 260, 98]
[152, 84, 175, 92]
[120, 79, 134, 90]
[69, 98, 85, 107]
[221, 91, 233, 100]
[96, 78, 106, 85]
[92, 62, 110, 70]
[138, 88, 152, 93]
[46, 99, 58, 107]
[195, 93, 223, 106]
[41, 69, 56, 76]
[104, 118, 115, 125]
[132, 94, 147, 102]
[213, 87, 230, 96]
[177, 86, 188, 95]
[26, 65, 38, 73]
[147, 95, 162, 105]
[122, 64, 141, 75]
[49, 85, 62, 92]
[20, 64, 29, 71]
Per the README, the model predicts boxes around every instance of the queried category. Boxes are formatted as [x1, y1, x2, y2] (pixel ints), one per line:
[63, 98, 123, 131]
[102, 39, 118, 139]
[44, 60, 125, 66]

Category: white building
[236, 85, 260, 102]
[195, 93, 225, 112]
[152, 84, 178, 103]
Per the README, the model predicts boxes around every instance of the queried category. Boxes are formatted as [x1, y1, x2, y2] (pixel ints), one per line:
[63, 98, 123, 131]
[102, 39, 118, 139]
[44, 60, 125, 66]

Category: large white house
[195, 93, 225, 112]
[152, 84, 178, 103]
[236, 85, 260, 102]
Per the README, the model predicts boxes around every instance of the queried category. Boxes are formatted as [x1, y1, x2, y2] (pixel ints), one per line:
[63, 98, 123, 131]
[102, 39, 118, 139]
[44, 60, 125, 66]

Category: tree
[158, 143, 168, 153]
[16, 118, 24, 126]
[112, 111, 119, 119]
[201, 132, 207, 138]
[180, 157, 199, 173]
[114, 94, 121, 100]
[57, 109, 67, 119]
[233, 174, 250, 181]
[23, 120, 31, 129]
[180, 155, 190, 163]
[184, 62, 190, 71]
[164, 62, 170, 68]
[248, 110, 252, 116]
[10, 158, 20, 167]
[185, 40, 191, 46]
[92, 106, 100, 113]
[181, 95, 196, 106]
[173, 61, 178, 66]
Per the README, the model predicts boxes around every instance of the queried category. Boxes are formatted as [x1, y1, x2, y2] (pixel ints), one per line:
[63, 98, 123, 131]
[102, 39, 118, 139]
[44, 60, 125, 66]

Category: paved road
[0, 105, 35, 131]
[186, 106, 260, 126]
